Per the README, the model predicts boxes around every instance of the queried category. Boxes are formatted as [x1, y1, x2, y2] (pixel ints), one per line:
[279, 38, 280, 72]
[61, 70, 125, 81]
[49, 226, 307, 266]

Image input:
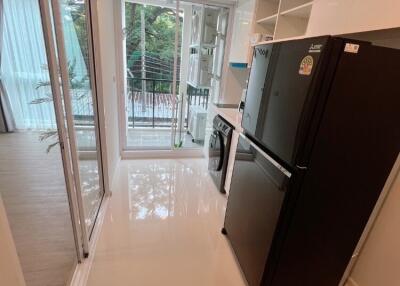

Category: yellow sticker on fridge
[299, 55, 314, 76]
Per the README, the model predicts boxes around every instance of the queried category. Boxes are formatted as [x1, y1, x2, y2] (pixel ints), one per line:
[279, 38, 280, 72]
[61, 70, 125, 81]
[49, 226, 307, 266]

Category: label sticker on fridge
[299, 56, 313, 75]
[309, 43, 323, 53]
[344, 43, 360, 53]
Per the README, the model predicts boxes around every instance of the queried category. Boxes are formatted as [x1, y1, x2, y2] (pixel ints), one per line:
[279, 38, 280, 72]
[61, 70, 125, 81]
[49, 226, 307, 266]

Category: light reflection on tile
[76, 128, 203, 149]
[87, 159, 247, 286]
[79, 160, 102, 232]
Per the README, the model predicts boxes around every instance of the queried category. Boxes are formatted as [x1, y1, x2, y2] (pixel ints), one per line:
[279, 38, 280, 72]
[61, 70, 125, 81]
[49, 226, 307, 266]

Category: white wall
[346, 159, 400, 286]
[0, 195, 25, 286]
[95, 0, 120, 188]
[222, 66, 249, 104]
[307, 0, 400, 37]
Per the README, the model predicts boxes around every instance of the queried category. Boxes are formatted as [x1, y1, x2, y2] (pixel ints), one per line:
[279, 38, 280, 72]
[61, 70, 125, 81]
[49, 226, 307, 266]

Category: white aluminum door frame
[170, 0, 181, 149]
[49, 0, 90, 256]
[83, 0, 107, 238]
[38, 0, 84, 261]
[89, 0, 112, 196]
[40, 0, 107, 257]
[84, 0, 105, 208]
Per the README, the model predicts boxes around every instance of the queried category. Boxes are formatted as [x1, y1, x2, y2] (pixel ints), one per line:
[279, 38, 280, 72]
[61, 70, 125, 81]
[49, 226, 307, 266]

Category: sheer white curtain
[0, 0, 88, 130]
[1, 0, 55, 129]
[0, 0, 15, 132]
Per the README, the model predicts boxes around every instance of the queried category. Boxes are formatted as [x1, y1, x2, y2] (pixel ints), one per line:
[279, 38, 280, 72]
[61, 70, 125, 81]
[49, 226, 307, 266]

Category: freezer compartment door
[249, 37, 330, 167]
[242, 44, 274, 135]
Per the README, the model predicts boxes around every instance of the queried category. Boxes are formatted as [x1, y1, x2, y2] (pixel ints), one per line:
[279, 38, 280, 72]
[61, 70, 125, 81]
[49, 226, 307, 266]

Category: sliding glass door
[121, 0, 230, 152]
[0, 0, 79, 284]
[123, 2, 183, 150]
[39, 0, 104, 255]
[56, 0, 104, 240]
[1, 0, 103, 283]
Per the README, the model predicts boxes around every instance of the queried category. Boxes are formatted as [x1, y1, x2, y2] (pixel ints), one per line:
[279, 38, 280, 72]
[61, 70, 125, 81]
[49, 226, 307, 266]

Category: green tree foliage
[67, 0, 89, 69]
[125, 3, 182, 78]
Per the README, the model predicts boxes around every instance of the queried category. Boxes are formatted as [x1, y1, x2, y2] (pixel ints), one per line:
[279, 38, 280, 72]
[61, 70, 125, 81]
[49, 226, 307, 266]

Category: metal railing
[127, 77, 209, 128]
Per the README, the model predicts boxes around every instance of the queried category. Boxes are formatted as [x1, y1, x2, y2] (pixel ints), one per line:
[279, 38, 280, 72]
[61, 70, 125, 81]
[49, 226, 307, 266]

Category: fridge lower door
[223, 134, 291, 286]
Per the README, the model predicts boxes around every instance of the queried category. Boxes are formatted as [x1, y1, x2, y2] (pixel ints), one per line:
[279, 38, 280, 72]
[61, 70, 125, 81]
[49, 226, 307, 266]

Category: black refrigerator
[222, 36, 400, 286]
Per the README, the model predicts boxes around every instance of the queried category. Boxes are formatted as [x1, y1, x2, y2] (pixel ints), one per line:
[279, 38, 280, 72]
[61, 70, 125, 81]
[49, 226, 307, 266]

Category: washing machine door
[209, 130, 224, 171]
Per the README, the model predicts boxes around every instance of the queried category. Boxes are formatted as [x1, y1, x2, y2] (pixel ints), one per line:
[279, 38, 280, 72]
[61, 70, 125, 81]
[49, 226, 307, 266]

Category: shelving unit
[226, 0, 314, 105]
[256, 0, 280, 19]
[280, 0, 312, 12]
[256, 13, 278, 25]
[251, 0, 313, 43]
[188, 5, 219, 88]
[253, 0, 280, 38]
[275, 1, 312, 39]
[280, 2, 312, 17]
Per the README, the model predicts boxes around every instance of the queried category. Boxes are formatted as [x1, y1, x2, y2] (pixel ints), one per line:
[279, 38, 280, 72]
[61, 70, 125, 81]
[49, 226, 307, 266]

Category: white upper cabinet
[229, 0, 256, 63]
[307, 0, 400, 36]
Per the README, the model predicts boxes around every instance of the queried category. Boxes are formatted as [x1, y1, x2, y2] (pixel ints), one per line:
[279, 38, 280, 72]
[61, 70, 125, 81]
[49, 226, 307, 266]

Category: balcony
[125, 77, 210, 149]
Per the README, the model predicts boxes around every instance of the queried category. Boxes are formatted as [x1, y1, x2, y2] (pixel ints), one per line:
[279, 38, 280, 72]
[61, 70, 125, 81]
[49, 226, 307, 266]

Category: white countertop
[210, 104, 243, 132]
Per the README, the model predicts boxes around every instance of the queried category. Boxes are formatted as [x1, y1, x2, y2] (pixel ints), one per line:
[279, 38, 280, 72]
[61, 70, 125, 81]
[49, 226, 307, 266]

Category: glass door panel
[124, 2, 182, 150]
[0, 0, 80, 284]
[121, 1, 229, 151]
[55, 0, 104, 238]
[59, 0, 104, 236]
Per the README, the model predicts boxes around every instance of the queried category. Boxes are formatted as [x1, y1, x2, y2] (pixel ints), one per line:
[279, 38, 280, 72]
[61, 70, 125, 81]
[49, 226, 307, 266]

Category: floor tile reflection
[75, 127, 203, 149]
[127, 129, 203, 149]
[87, 159, 246, 286]
[79, 160, 102, 233]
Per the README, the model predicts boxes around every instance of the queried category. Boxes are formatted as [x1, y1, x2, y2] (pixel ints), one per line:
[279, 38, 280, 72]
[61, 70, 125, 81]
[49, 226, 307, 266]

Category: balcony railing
[127, 77, 209, 128]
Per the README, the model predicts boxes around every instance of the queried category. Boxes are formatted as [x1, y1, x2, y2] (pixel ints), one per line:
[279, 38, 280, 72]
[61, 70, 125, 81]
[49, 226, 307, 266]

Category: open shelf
[279, 0, 313, 12]
[275, 1, 312, 39]
[280, 2, 313, 18]
[255, 0, 280, 22]
[257, 13, 278, 25]
[231, 0, 314, 62]
[274, 15, 310, 39]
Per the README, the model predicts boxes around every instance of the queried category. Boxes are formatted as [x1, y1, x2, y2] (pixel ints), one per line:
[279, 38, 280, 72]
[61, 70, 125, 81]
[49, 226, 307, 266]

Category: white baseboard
[122, 148, 204, 159]
[109, 156, 121, 195]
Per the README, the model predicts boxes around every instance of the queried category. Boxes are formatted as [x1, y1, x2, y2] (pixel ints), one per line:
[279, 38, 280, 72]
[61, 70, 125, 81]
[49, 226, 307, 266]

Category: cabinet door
[307, 0, 400, 36]
[229, 0, 256, 63]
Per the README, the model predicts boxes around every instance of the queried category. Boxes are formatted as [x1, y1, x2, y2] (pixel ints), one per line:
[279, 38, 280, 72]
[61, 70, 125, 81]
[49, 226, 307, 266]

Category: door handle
[296, 165, 307, 170]
[239, 133, 291, 178]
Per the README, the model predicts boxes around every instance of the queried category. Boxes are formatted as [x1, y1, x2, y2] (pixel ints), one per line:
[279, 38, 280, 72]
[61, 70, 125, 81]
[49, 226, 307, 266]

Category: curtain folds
[0, 0, 15, 132]
[1, 0, 89, 130]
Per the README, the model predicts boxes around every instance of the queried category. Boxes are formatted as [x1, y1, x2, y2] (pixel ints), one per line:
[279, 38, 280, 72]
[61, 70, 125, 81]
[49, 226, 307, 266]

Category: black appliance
[209, 115, 233, 194]
[223, 36, 400, 286]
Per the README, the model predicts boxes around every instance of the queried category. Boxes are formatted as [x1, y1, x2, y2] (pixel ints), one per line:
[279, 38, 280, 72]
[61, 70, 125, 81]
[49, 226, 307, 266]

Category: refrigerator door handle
[239, 133, 292, 178]
[296, 165, 308, 170]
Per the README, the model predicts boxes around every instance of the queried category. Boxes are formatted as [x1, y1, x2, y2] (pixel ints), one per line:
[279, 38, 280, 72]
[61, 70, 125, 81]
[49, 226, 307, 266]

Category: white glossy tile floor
[76, 128, 203, 150]
[87, 159, 247, 286]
